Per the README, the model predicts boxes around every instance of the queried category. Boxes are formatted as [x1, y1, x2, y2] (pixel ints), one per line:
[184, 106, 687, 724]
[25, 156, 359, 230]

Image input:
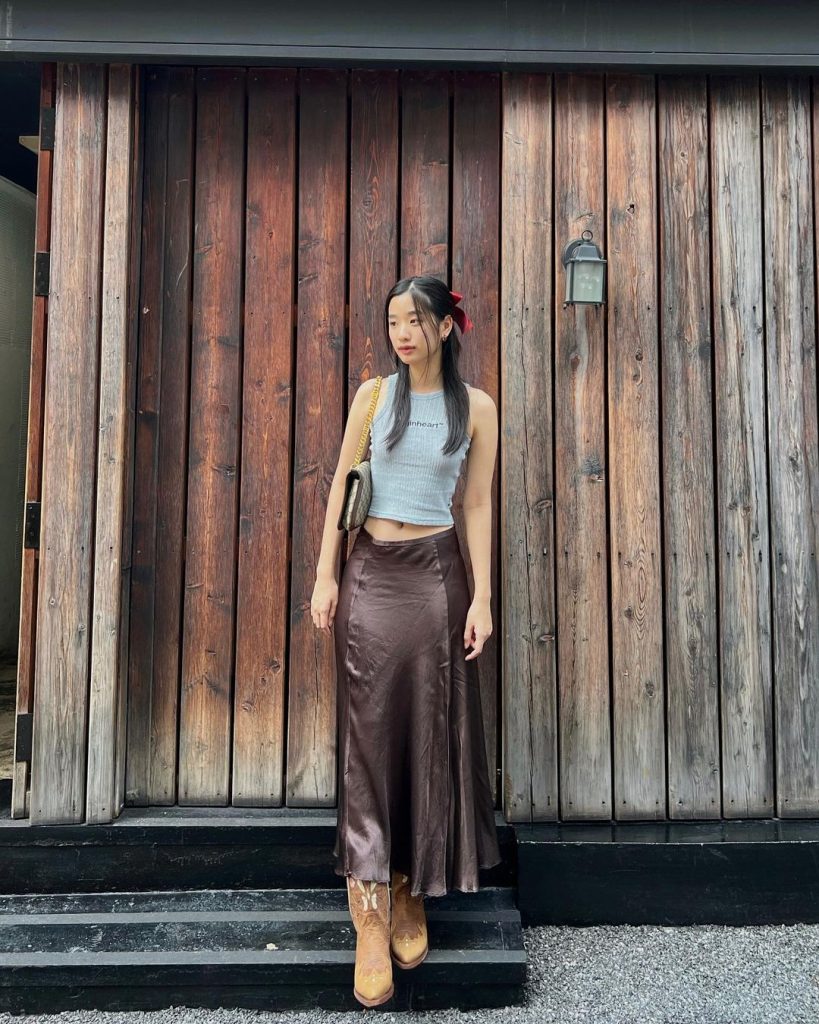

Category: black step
[0, 885, 526, 1013]
[0, 806, 517, 895]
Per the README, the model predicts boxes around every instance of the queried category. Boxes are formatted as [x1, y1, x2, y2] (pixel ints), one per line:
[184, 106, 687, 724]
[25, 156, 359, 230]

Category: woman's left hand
[464, 598, 492, 660]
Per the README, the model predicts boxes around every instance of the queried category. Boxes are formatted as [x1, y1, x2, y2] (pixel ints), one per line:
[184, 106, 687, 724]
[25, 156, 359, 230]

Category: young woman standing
[310, 275, 502, 1007]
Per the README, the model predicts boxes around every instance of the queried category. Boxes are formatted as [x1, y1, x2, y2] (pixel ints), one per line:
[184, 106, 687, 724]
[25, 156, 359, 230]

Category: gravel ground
[2, 922, 818, 1024]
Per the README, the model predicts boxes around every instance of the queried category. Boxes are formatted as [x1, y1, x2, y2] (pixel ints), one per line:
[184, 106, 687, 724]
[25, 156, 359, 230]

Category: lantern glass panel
[572, 261, 605, 303]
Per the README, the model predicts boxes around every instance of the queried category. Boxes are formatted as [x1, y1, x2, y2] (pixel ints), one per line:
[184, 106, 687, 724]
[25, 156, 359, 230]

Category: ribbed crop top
[366, 373, 471, 526]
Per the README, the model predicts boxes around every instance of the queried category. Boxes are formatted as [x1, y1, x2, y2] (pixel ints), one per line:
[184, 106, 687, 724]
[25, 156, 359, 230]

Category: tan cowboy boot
[389, 868, 429, 969]
[346, 875, 394, 1006]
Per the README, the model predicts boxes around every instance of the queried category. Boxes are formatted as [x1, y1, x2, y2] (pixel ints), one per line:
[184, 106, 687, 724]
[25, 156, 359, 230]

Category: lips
[399, 347, 414, 353]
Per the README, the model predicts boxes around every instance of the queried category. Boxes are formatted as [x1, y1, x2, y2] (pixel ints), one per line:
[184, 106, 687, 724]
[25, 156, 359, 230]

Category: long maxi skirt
[332, 523, 502, 899]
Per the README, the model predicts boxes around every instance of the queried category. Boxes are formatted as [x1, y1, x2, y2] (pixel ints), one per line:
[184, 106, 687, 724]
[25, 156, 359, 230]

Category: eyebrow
[388, 309, 417, 317]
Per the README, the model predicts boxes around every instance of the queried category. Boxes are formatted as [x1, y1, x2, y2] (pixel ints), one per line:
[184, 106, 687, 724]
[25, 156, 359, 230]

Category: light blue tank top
[367, 373, 471, 526]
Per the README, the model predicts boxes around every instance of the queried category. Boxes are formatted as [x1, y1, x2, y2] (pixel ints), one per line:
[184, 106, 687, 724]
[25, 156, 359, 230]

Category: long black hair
[382, 275, 471, 456]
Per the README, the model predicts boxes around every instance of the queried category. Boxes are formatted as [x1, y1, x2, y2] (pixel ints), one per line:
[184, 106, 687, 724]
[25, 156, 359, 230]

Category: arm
[315, 376, 380, 584]
[461, 389, 498, 657]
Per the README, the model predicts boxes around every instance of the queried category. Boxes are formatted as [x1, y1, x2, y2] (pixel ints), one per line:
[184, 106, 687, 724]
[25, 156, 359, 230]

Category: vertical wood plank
[399, 70, 450, 280]
[345, 66, 399, 590]
[178, 67, 246, 804]
[126, 67, 169, 804]
[287, 68, 348, 805]
[553, 72, 611, 820]
[12, 62, 56, 819]
[349, 69, 398, 387]
[500, 72, 557, 821]
[710, 76, 773, 816]
[115, 63, 144, 815]
[452, 71, 501, 805]
[762, 75, 819, 815]
[232, 68, 296, 805]
[606, 73, 665, 818]
[30, 63, 106, 823]
[86, 63, 135, 822]
[150, 67, 195, 802]
[657, 75, 721, 818]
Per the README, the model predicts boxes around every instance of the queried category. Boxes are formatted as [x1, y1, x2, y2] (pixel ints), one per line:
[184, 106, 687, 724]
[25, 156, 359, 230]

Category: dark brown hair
[382, 275, 471, 456]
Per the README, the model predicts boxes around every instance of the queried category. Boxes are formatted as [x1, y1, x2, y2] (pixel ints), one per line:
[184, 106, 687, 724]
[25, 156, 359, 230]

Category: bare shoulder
[466, 385, 497, 437]
[356, 376, 381, 400]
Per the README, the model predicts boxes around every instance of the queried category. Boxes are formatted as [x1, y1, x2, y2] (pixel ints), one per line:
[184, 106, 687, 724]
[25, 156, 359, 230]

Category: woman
[310, 275, 502, 1007]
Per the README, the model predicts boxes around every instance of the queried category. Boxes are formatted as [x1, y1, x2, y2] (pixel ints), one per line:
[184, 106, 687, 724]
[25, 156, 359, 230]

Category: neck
[407, 364, 444, 393]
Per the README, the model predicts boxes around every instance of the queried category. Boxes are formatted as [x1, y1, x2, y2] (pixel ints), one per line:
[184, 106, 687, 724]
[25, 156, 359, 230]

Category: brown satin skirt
[332, 522, 502, 899]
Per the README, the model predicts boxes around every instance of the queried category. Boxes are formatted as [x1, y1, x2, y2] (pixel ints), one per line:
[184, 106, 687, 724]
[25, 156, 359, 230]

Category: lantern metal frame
[561, 228, 607, 306]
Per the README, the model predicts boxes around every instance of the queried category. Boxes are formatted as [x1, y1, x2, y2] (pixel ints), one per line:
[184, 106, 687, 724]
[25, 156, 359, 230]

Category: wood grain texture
[553, 72, 611, 820]
[23, 66, 819, 823]
[30, 62, 106, 823]
[605, 73, 665, 819]
[657, 75, 720, 818]
[232, 68, 296, 805]
[451, 71, 501, 805]
[349, 69, 398, 389]
[86, 63, 136, 823]
[344, 72, 399, 559]
[762, 75, 819, 815]
[709, 76, 773, 817]
[399, 70, 450, 280]
[126, 67, 169, 804]
[150, 67, 195, 803]
[178, 67, 246, 804]
[115, 63, 144, 816]
[500, 72, 557, 821]
[12, 62, 55, 819]
[286, 69, 348, 806]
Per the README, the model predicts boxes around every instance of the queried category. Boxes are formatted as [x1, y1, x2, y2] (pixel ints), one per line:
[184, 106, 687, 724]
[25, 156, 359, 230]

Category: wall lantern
[561, 229, 606, 305]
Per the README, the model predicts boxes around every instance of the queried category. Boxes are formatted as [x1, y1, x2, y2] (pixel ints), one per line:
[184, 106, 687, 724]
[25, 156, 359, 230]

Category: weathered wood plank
[12, 62, 56, 819]
[150, 67, 195, 803]
[657, 75, 720, 818]
[115, 63, 144, 815]
[452, 70, 501, 805]
[286, 69, 348, 805]
[762, 74, 819, 815]
[500, 72, 557, 821]
[86, 64, 136, 823]
[605, 73, 665, 818]
[346, 67, 399, 561]
[178, 68, 246, 804]
[399, 70, 450, 280]
[30, 62, 106, 823]
[553, 72, 611, 820]
[349, 68, 398, 388]
[232, 68, 296, 805]
[709, 75, 773, 817]
[126, 67, 169, 804]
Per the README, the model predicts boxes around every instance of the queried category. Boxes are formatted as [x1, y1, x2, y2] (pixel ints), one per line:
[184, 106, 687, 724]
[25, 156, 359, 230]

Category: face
[387, 291, 452, 363]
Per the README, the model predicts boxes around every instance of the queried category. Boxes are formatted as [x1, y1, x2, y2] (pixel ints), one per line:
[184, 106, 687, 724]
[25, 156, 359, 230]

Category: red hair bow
[448, 289, 475, 334]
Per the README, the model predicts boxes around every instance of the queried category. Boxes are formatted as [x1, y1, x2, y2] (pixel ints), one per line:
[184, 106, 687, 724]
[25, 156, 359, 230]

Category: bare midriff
[362, 515, 453, 541]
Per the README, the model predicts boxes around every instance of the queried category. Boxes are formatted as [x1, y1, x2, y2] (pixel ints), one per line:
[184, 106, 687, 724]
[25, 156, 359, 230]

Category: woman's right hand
[311, 575, 338, 634]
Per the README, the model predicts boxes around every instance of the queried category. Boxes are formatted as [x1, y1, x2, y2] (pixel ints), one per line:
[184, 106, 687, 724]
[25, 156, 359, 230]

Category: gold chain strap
[352, 375, 382, 467]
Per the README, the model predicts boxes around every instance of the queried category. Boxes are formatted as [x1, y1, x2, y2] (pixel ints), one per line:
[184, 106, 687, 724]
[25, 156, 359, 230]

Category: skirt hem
[332, 851, 504, 899]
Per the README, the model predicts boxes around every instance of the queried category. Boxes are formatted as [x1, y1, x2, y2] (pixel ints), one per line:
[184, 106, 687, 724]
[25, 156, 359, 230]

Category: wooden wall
[13, 63, 139, 823]
[17, 65, 819, 824]
[503, 71, 819, 823]
[124, 66, 502, 811]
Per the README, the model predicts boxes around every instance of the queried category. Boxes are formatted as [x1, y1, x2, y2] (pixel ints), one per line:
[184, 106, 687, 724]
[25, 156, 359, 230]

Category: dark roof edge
[2, 43, 819, 72]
